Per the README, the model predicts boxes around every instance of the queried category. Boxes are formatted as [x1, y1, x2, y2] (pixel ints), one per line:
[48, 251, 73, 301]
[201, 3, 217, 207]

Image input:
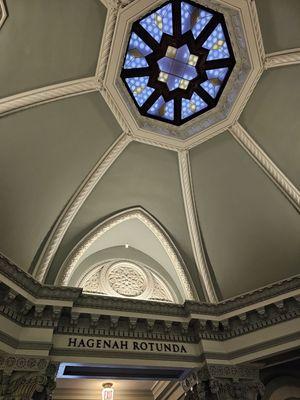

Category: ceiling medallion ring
[120, 0, 235, 126]
[105, 261, 151, 298]
[78, 259, 175, 302]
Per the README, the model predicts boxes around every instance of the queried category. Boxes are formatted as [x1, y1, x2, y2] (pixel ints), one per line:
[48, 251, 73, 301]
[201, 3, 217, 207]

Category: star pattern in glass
[121, 0, 235, 126]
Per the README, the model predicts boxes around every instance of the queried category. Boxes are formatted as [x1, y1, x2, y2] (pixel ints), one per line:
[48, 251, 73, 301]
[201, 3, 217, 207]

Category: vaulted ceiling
[0, 0, 299, 302]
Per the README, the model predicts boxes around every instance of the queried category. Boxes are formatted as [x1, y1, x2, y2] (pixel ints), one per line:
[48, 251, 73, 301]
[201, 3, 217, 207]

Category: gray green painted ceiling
[48, 141, 204, 299]
[256, 0, 300, 53]
[0, 0, 105, 98]
[0, 0, 299, 301]
[240, 65, 300, 189]
[190, 132, 300, 299]
[0, 93, 121, 269]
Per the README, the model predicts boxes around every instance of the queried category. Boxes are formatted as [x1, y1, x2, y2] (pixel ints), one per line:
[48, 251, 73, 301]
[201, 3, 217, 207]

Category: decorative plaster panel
[79, 260, 174, 302]
[57, 207, 196, 301]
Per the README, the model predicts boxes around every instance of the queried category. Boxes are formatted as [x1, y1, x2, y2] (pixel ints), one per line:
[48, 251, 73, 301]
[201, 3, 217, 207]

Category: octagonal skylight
[121, 0, 235, 126]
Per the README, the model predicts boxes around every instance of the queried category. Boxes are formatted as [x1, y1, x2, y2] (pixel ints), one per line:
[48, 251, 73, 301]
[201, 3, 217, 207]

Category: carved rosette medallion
[107, 263, 147, 297]
[79, 260, 174, 302]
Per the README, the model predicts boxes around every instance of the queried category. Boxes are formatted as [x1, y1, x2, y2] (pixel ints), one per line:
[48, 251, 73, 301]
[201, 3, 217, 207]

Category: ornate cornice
[33, 133, 132, 282]
[0, 78, 99, 116]
[57, 207, 196, 301]
[0, 254, 81, 301]
[265, 48, 300, 69]
[0, 356, 49, 373]
[182, 364, 264, 400]
[178, 151, 218, 303]
[182, 364, 261, 391]
[2, 253, 300, 316]
[229, 122, 300, 211]
[1, 254, 300, 344]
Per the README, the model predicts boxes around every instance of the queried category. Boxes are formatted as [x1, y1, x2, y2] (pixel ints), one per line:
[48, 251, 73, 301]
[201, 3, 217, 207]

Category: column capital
[182, 364, 264, 400]
[0, 359, 58, 400]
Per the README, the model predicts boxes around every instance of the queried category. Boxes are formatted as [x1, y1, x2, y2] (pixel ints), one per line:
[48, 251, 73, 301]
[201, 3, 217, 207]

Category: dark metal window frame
[121, 0, 236, 126]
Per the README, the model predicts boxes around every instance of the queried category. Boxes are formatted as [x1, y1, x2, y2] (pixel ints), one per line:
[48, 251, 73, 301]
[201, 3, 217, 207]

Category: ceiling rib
[96, 5, 118, 84]
[178, 150, 218, 303]
[230, 122, 300, 212]
[33, 132, 132, 283]
[0, 77, 99, 117]
[265, 48, 300, 69]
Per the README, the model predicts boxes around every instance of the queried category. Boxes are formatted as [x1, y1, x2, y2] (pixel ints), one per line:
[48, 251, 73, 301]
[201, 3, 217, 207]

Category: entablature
[0, 254, 299, 358]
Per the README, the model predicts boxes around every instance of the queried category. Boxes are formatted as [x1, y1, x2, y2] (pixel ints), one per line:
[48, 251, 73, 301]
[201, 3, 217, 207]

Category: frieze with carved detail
[182, 365, 264, 400]
[0, 254, 299, 344]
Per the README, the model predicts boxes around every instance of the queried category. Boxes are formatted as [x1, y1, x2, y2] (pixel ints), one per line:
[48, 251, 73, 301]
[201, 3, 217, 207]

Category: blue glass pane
[125, 76, 155, 106]
[157, 45, 198, 90]
[201, 67, 228, 98]
[181, 2, 213, 39]
[148, 96, 174, 120]
[124, 33, 153, 69]
[182, 92, 207, 119]
[203, 24, 230, 60]
[140, 3, 173, 43]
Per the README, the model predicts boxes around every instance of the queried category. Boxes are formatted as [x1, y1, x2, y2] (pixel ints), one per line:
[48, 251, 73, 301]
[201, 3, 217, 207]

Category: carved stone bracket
[182, 364, 264, 400]
[0, 358, 58, 400]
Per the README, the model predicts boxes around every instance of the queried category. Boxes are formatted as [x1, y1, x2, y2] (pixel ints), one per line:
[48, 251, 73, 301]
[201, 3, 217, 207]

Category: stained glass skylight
[121, 0, 235, 126]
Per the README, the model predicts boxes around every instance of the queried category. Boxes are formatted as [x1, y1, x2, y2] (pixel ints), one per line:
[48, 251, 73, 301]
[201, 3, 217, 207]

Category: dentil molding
[1, 254, 300, 345]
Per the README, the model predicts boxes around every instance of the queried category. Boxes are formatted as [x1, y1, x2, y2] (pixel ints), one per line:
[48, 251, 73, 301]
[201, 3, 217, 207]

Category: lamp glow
[102, 383, 114, 400]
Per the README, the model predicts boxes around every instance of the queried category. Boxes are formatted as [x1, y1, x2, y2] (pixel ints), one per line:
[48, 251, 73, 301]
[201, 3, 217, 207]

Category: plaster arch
[264, 377, 300, 400]
[56, 207, 197, 301]
[67, 246, 184, 303]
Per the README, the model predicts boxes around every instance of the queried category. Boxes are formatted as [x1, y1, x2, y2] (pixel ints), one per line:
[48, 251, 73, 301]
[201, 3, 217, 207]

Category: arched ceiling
[0, 93, 121, 269]
[0, 0, 106, 97]
[0, 0, 299, 302]
[240, 66, 300, 187]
